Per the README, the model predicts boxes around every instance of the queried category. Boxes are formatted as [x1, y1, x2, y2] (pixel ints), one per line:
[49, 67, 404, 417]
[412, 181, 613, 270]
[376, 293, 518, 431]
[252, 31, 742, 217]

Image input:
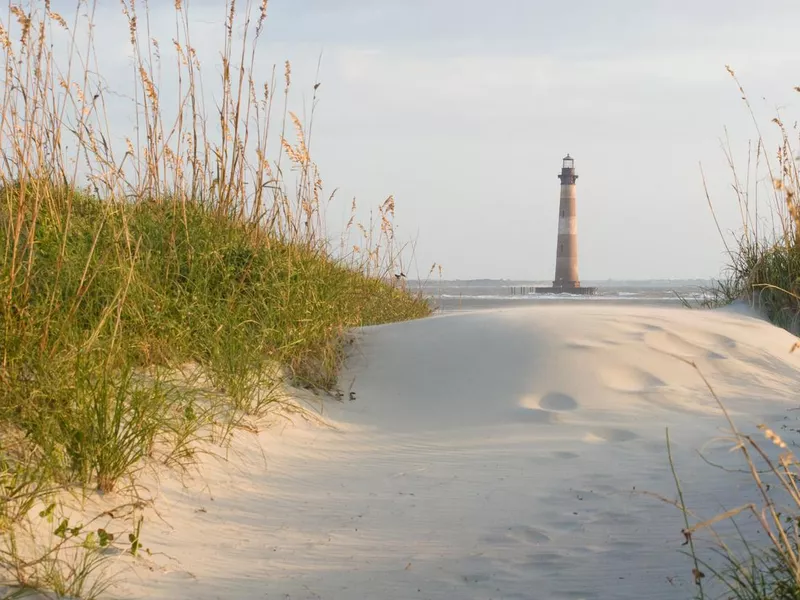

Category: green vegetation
[702, 67, 800, 332]
[0, 1, 430, 596]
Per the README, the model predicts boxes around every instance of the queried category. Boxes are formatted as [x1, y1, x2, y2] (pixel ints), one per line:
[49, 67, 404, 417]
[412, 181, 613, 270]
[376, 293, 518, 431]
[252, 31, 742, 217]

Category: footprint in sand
[598, 365, 665, 394]
[564, 339, 620, 350]
[644, 329, 731, 361]
[644, 330, 704, 358]
[696, 331, 739, 350]
[551, 450, 579, 460]
[514, 393, 578, 424]
[679, 331, 739, 358]
[614, 320, 664, 338]
[507, 525, 551, 544]
[538, 392, 579, 412]
[520, 392, 579, 413]
[583, 427, 638, 443]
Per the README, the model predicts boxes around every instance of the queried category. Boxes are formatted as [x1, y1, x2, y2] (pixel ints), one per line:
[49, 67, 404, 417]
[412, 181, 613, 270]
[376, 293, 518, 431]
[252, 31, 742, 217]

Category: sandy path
[111, 304, 799, 599]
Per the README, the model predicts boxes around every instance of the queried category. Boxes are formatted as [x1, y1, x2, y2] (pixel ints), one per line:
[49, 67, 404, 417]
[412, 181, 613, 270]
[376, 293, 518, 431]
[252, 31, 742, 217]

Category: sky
[52, 0, 800, 280]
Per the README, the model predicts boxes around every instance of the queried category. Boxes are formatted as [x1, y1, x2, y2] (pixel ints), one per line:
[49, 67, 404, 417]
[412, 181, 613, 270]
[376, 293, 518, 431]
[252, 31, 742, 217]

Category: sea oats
[759, 424, 788, 450]
[0, 24, 11, 50]
[47, 11, 68, 30]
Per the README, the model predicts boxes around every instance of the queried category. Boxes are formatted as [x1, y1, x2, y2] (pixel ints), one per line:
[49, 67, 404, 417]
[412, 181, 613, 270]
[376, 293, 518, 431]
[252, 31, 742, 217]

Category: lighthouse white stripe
[558, 217, 577, 235]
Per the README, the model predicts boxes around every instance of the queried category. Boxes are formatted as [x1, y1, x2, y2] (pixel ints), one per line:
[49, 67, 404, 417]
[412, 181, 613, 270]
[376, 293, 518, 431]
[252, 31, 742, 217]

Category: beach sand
[91, 304, 800, 599]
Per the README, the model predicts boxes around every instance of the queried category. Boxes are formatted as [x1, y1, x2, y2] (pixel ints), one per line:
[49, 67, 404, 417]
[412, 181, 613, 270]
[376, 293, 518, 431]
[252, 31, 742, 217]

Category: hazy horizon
[55, 0, 800, 281]
[421, 277, 714, 283]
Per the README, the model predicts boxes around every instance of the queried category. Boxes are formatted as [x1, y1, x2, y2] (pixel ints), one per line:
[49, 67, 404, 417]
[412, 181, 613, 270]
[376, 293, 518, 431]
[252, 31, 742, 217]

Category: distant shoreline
[417, 279, 713, 312]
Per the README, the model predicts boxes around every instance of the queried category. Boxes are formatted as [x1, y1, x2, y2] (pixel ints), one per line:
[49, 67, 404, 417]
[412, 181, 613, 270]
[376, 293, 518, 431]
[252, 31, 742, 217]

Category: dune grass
[669, 69, 800, 599]
[0, 0, 430, 595]
[700, 67, 800, 331]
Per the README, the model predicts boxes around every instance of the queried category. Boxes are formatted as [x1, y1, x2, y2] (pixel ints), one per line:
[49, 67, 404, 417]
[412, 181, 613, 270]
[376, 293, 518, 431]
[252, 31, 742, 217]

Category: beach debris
[681, 529, 692, 546]
[692, 567, 705, 585]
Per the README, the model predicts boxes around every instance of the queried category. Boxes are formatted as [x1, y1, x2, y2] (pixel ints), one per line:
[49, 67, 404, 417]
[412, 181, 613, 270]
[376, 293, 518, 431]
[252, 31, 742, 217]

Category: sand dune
[110, 304, 798, 599]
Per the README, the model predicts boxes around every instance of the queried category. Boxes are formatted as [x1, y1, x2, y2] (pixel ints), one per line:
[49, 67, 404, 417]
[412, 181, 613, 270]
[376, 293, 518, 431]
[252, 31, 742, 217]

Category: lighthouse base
[533, 286, 597, 296]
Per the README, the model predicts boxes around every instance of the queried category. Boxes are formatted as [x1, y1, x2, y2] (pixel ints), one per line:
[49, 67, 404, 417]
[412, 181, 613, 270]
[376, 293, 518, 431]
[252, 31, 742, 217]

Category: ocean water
[415, 279, 716, 313]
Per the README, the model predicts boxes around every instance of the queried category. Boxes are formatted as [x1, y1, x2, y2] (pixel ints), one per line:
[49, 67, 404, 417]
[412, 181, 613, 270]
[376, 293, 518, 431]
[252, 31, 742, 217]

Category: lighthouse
[535, 155, 596, 295]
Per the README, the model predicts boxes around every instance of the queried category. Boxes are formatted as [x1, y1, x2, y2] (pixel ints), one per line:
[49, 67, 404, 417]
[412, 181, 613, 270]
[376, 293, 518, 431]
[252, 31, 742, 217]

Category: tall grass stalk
[666, 358, 800, 599]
